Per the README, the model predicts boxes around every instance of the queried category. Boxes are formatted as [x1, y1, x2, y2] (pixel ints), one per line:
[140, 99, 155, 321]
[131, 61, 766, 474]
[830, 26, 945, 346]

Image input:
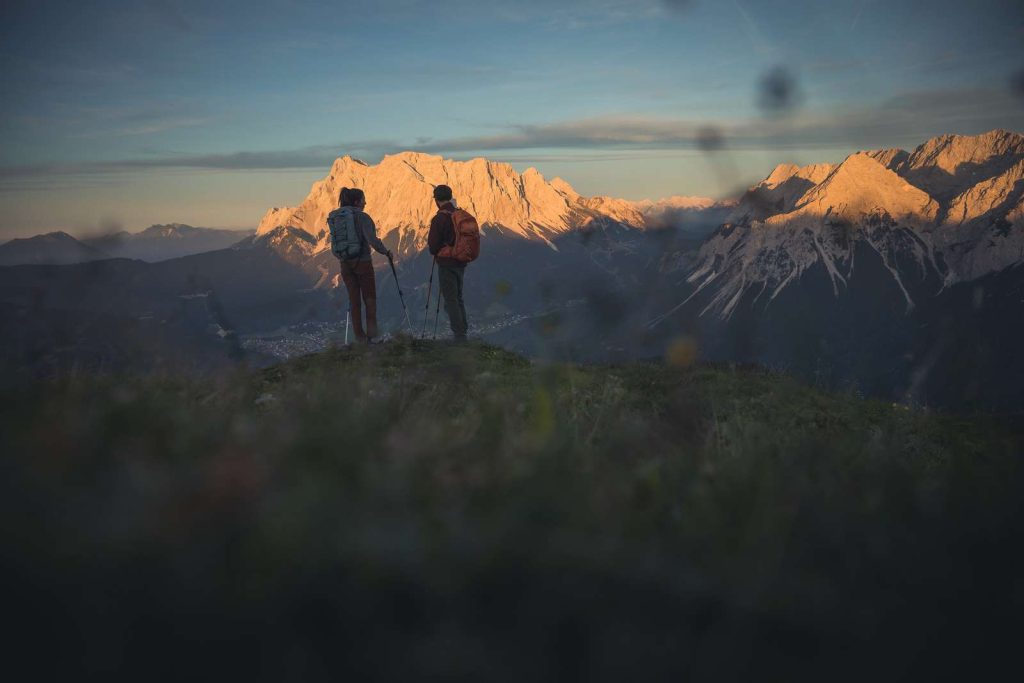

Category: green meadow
[3, 339, 1021, 680]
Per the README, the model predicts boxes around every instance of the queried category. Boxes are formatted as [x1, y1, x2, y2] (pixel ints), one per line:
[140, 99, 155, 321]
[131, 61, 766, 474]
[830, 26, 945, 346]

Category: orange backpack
[438, 208, 481, 263]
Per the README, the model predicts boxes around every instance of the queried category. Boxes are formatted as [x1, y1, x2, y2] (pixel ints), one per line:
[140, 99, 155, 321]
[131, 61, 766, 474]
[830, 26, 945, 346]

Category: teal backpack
[327, 207, 364, 259]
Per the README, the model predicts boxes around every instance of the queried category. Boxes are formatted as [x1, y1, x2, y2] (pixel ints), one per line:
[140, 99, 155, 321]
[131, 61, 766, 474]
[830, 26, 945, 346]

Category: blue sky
[1, 0, 1022, 237]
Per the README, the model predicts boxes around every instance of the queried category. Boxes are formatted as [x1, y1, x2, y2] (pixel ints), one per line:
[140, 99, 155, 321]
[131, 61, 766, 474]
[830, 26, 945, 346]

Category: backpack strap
[439, 207, 457, 248]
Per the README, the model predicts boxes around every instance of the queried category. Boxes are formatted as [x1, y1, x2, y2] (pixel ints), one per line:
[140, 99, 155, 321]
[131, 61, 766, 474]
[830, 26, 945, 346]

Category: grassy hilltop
[2, 339, 1022, 681]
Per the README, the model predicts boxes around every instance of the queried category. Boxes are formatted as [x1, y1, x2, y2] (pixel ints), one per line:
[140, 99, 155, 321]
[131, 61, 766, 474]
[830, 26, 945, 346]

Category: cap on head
[433, 184, 453, 202]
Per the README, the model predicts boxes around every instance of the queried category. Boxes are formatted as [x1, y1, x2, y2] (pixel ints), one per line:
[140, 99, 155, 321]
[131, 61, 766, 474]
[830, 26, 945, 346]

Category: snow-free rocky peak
[729, 161, 835, 223]
[0, 231, 110, 266]
[784, 153, 938, 226]
[256, 152, 645, 256]
[897, 129, 1024, 199]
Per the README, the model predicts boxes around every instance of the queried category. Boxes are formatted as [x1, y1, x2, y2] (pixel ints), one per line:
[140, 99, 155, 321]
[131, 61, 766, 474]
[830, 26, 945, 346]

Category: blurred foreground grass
[2, 338, 1022, 681]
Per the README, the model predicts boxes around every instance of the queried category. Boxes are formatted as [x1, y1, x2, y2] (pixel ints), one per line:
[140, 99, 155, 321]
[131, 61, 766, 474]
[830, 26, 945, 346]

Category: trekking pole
[421, 257, 436, 339]
[344, 301, 351, 345]
[432, 281, 443, 340]
[387, 253, 413, 331]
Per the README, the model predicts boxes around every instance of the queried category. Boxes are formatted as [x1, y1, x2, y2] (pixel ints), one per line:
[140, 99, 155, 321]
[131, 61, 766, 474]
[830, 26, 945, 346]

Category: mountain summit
[83, 224, 253, 262]
[897, 128, 1024, 200]
[790, 153, 939, 224]
[683, 129, 1024, 319]
[256, 152, 644, 259]
[0, 231, 108, 266]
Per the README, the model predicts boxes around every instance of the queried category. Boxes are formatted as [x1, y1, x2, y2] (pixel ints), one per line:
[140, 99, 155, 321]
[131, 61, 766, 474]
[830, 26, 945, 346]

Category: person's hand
[386, 250, 393, 260]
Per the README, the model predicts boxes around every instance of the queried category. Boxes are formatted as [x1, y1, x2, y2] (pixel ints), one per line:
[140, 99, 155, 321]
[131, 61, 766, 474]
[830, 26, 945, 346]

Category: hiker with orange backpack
[328, 187, 392, 343]
[426, 184, 480, 341]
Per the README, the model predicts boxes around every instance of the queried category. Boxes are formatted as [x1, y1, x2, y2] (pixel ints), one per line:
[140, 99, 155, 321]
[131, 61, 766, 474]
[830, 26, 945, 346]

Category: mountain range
[85, 224, 255, 262]
[646, 129, 1024, 410]
[256, 152, 645, 253]
[1, 130, 1021, 410]
[681, 129, 1024, 320]
[242, 153, 733, 302]
[0, 231, 110, 266]
[0, 224, 254, 266]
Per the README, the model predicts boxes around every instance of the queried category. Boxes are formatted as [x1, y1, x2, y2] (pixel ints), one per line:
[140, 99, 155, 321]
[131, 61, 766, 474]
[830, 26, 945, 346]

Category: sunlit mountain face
[2, 130, 1022, 409]
[0, 1, 1021, 410]
[644, 130, 1024, 410]
[680, 129, 1024, 320]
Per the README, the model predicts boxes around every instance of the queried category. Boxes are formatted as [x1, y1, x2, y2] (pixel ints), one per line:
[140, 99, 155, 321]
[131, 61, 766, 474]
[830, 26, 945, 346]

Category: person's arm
[427, 213, 445, 256]
[361, 214, 390, 257]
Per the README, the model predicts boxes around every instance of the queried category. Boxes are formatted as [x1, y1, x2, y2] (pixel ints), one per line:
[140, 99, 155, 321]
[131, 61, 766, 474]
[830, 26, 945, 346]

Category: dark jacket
[427, 202, 464, 268]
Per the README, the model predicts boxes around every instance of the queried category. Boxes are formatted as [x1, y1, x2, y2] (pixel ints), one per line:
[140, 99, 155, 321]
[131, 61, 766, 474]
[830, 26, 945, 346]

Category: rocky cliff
[255, 152, 645, 260]
[683, 129, 1024, 319]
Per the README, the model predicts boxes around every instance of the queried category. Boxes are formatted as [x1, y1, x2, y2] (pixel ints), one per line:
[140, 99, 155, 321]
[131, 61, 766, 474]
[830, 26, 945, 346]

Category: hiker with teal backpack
[426, 185, 480, 341]
[327, 187, 392, 343]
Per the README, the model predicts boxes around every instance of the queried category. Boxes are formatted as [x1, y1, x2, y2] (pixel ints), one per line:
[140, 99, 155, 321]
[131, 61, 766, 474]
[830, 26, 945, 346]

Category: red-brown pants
[339, 259, 378, 341]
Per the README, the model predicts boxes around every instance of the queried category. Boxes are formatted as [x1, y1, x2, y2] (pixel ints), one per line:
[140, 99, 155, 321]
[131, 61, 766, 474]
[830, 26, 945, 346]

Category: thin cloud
[0, 141, 400, 178]
[74, 117, 212, 138]
[17, 60, 144, 87]
[0, 87, 1020, 182]
[486, 0, 679, 28]
[421, 117, 712, 151]
[6, 102, 213, 139]
[414, 87, 1023, 153]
